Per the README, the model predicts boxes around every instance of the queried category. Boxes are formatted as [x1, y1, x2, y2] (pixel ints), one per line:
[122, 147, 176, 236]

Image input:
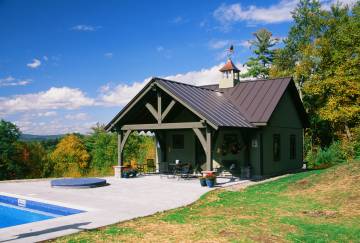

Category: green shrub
[307, 142, 346, 169]
[351, 127, 360, 160]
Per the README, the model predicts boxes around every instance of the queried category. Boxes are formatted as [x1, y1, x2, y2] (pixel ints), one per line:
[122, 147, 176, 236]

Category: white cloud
[213, 0, 358, 28]
[0, 87, 94, 116]
[209, 40, 231, 50]
[37, 111, 57, 117]
[99, 83, 111, 93]
[27, 59, 41, 69]
[71, 25, 101, 32]
[239, 40, 252, 48]
[99, 78, 151, 106]
[65, 112, 89, 121]
[209, 39, 254, 50]
[322, 0, 358, 10]
[155, 46, 172, 59]
[199, 19, 207, 28]
[208, 39, 252, 61]
[14, 119, 96, 135]
[213, 1, 296, 26]
[171, 16, 188, 24]
[0, 76, 31, 87]
[164, 63, 246, 86]
[156, 46, 165, 52]
[104, 52, 113, 58]
[98, 63, 247, 107]
[3, 64, 250, 134]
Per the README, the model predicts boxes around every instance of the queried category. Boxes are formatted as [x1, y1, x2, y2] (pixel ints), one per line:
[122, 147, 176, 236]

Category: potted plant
[122, 170, 129, 178]
[205, 174, 216, 188]
[122, 167, 138, 178]
[129, 169, 138, 178]
[199, 176, 207, 187]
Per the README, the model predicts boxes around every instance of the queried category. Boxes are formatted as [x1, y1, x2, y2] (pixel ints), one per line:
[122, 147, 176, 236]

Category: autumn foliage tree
[296, 3, 360, 142]
[271, 1, 360, 145]
[50, 134, 90, 177]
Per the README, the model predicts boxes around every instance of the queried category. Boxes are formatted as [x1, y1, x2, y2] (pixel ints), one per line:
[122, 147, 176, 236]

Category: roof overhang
[104, 78, 219, 132]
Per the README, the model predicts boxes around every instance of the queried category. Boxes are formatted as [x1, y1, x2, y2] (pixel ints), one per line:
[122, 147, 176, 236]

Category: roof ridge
[154, 77, 223, 92]
[238, 76, 292, 83]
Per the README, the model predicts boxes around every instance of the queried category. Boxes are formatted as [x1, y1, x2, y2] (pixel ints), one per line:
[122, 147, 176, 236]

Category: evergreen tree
[242, 28, 278, 78]
[271, 0, 325, 80]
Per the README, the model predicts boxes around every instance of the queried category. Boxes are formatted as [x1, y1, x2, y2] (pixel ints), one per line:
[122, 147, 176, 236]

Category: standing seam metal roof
[156, 78, 254, 128]
[105, 76, 306, 131]
[221, 77, 292, 123]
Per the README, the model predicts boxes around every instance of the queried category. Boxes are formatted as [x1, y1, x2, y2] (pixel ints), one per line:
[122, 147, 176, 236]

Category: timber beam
[193, 126, 213, 171]
[145, 89, 177, 124]
[161, 100, 176, 121]
[145, 103, 158, 121]
[121, 121, 205, 130]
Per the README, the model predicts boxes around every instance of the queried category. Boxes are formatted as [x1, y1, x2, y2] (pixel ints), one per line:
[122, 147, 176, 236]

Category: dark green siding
[260, 90, 304, 177]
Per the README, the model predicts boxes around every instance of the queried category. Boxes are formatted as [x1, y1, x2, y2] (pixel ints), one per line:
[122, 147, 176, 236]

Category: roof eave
[155, 81, 219, 130]
[104, 77, 157, 132]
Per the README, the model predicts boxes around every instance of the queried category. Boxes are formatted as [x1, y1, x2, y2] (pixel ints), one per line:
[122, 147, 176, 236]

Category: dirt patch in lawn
[54, 162, 360, 243]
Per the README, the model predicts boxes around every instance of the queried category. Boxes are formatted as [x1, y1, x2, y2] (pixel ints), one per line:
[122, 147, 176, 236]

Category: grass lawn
[54, 161, 360, 242]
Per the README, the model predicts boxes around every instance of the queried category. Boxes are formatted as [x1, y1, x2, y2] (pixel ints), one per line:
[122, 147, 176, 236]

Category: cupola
[219, 58, 240, 88]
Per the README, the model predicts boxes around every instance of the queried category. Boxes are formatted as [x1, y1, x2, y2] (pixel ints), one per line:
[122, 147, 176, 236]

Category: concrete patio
[0, 175, 249, 242]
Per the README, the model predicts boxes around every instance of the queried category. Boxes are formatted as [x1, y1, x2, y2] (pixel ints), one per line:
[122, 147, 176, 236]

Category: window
[172, 134, 184, 149]
[290, 135, 296, 159]
[273, 134, 281, 161]
[223, 134, 241, 155]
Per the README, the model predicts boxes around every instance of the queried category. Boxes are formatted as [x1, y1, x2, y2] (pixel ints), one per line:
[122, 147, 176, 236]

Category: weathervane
[227, 44, 234, 59]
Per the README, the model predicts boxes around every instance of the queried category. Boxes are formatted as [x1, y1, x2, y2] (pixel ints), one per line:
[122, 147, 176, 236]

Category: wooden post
[117, 132, 122, 166]
[115, 130, 132, 178]
[114, 132, 123, 178]
[206, 126, 212, 171]
[157, 91, 162, 124]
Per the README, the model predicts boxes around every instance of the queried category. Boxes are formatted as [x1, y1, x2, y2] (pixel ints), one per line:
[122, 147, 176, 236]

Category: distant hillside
[19, 134, 65, 141]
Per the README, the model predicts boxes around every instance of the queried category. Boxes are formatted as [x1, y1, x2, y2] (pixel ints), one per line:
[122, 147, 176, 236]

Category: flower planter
[122, 173, 129, 178]
[206, 179, 215, 188]
[199, 178, 207, 187]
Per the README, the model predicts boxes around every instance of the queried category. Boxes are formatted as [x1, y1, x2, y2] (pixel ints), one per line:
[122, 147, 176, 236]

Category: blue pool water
[0, 194, 85, 228]
[0, 203, 54, 228]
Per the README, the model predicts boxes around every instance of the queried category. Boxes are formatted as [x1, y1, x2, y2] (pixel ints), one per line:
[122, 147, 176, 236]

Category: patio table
[168, 163, 181, 175]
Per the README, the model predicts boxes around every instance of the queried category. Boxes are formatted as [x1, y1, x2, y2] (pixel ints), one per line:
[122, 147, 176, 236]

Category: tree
[28, 142, 49, 178]
[302, 3, 360, 140]
[271, 0, 325, 79]
[242, 28, 278, 78]
[0, 120, 21, 180]
[50, 134, 90, 177]
[270, 0, 359, 146]
[84, 124, 155, 176]
[123, 132, 148, 164]
[85, 124, 117, 175]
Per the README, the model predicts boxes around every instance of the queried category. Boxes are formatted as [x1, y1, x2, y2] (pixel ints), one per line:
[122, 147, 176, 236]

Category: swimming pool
[0, 194, 85, 228]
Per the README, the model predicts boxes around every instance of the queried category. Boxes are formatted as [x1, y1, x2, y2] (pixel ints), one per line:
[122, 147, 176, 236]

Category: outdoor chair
[179, 163, 192, 179]
[135, 164, 145, 174]
[146, 159, 156, 173]
[159, 162, 171, 178]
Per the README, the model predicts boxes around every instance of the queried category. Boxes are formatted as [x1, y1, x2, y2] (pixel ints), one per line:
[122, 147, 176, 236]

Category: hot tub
[51, 178, 107, 188]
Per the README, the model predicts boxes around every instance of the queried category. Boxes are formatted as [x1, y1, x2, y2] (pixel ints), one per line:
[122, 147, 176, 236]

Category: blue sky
[0, 0, 351, 134]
